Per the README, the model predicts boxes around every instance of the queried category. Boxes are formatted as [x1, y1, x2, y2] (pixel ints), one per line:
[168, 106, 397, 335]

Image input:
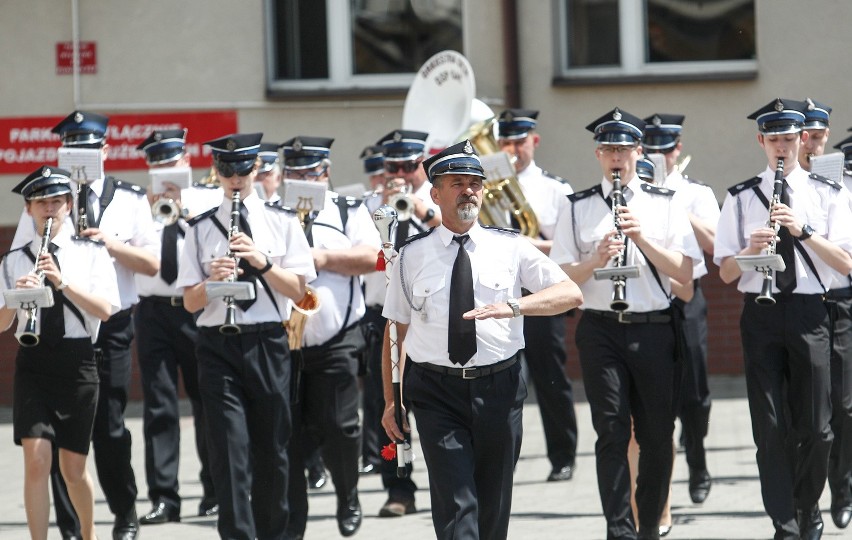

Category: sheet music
[282, 179, 328, 213]
[149, 166, 192, 193]
[810, 152, 844, 185]
[57, 148, 103, 184]
[480, 152, 515, 181]
[649, 153, 667, 185]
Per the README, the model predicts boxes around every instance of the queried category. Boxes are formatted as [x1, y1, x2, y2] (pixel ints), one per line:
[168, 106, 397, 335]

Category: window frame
[264, 0, 468, 95]
[553, 0, 757, 83]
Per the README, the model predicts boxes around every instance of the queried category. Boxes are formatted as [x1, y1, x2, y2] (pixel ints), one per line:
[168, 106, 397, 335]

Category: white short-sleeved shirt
[13, 177, 160, 310]
[0, 225, 120, 342]
[303, 192, 381, 346]
[714, 166, 852, 294]
[383, 222, 568, 367]
[176, 192, 316, 327]
[662, 170, 721, 280]
[517, 161, 573, 240]
[550, 176, 701, 312]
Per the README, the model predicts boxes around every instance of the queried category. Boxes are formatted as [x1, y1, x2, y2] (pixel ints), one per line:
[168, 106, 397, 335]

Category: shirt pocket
[478, 270, 514, 305]
[412, 274, 447, 319]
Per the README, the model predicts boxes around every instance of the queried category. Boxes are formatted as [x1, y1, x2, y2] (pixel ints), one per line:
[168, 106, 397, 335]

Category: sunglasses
[216, 160, 255, 178]
[384, 160, 420, 174]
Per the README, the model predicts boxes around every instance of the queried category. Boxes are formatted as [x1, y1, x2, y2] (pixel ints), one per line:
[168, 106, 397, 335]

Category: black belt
[826, 287, 852, 300]
[411, 354, 518, 380]
[584, 308, 672, 324]
[142, 295, 183, 307]
[744, 292, 823, 304]
[199, 321, 283, 334]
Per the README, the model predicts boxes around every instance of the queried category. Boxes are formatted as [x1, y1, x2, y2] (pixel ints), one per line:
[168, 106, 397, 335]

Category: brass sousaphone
[402, 50, 539, 237]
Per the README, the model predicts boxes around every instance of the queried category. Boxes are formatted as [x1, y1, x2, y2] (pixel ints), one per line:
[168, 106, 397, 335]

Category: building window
[558, 0, 756, 79]
[268, 0, 464, 92]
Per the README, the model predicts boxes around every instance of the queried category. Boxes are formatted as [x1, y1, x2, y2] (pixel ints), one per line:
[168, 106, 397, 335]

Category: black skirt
[13, 337, 99, 455]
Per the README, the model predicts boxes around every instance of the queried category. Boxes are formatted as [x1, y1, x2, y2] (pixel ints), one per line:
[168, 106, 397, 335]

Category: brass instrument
[756, 158, 785, 305]
[462, 117, 540, 237]
[19, 217, 54, 347]
[388, 189, 414, 222]
[285, 207, 321, 350]
[152, 198, 181, 226]
[675, 154, 691, 174]
[198, 166, 220, 187]
[220, 191, 242, 334]
[609, 171, 630, 312]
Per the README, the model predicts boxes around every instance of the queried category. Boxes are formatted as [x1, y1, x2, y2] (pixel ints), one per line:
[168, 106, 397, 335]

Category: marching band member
[714, 99, 852, 540]
[134, 129, 217, 524]
[550, 108, 700, 540]
[178, 132, 315, 540]
[382, 141, 582, 540]
[256, 142, 283, 203]
[0, 166, 119, 540]
[497, 108, 579, 483]
[11, 111, 161, 540]
[280, 136, 380, 538]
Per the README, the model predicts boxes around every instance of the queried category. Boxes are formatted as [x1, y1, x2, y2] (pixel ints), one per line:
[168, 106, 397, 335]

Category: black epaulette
[192, 181, 220, 190]
[809, 172, 841, 190]
[727, 176, 761, 196]
[187, 207, 217, 227]
[399, 227, 434, 250]
[482, 225, 520, 236]
[110, 178, 145, 195]
[542, 170, 571, 186]
[71, 235, 105, 246]
[640, 183, 675, 197]
[567, 184, 602, 203]
[265, 201, 296, 214]
[683, 175, 708, 187]
[333, 196, 363, 208]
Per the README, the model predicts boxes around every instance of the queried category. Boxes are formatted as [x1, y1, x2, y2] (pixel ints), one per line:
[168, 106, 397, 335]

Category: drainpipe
[72, 0, 81, 109]
[500, 0, 521, 108]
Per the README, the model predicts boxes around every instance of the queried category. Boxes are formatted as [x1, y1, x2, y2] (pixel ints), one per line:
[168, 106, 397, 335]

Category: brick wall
[0, 224, 746, 406]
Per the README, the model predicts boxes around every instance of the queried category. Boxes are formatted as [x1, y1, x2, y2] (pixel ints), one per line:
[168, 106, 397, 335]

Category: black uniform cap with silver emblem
[801, 98, 832, 130]
[497, 108, 539, 140]
[421, 140, 485, 183]
[279, 136, 334, 170]
[585, 108, 645, 145]
[747, 98, 807, 135]
[257, 142, 281, 173]
[13, 166, 74, 200]
[360, 145, 385, 175]
[204, 132, 263, 176]
[51, 110, 110, 148]
[377, 130, 428, 162]
[136, 128, 188, 166]
[642, 113, 684, 153]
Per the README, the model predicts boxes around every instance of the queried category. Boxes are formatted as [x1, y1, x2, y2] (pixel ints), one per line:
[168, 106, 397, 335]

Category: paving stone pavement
[0, 376, 845, 539]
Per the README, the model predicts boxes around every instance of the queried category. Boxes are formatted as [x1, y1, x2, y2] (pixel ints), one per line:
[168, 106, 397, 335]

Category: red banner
[56, 42, 97, 75]
[0, 111, 238, 175]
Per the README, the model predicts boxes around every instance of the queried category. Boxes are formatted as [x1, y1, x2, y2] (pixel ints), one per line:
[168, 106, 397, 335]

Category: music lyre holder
[593, 265, 641, 282]
[205, 281, 256, 301]
[734, 254, 786, 273]
[4, 287, 55, 340]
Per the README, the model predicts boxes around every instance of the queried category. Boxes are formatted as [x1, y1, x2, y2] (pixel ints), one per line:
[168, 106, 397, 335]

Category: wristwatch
[507, 297, 521, 318]
[798, 223, 814, 241]
[56, 278, 68, 291]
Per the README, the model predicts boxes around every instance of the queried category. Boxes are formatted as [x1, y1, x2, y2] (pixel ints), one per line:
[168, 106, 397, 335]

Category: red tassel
[381, 442, 397, 461]
[375, 250, 386, 271]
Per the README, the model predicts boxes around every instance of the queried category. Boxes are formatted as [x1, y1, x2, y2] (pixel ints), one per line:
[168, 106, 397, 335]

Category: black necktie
[448, 235, 476, 365]
[160, 223, 183, 285]
[77, 184, 95, 230]
[235, 207, 257, 311]
[394, 219, 410, 251]
[40, 243, 65, 343]
[775, 181, 796, 294]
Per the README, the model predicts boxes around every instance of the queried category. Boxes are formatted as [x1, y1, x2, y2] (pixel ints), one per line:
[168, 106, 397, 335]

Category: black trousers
[740, 294, 832, 533]
[197, 324, 291, 540]
[827, 294, 852, 507]
[406, 358, 525, 540]
[522, 313, 578, 470]
[135, 297, 214, 510]
[53, 309, 140, 532]
[287, 324, 364, 537]
[576, 311, 676, 540]
[361, 306, 416, 499]
[673, 281, 711, 471]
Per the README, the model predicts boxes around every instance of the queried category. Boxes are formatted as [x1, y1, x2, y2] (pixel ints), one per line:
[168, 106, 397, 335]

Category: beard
[457, 197, 479, 222]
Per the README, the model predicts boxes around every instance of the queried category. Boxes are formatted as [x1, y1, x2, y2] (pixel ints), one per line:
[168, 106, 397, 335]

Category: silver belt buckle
[618, 311, 631, 324]
[170, 296, 182, 307]
[462, 367, 477, 379]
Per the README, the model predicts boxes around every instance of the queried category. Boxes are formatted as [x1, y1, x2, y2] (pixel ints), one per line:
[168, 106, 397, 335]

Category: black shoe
[797, 504, 824, 540]
[688, 468, 711, 503]
[198, 496, 219, 517]
[112, 513, 140, 540]
[359, 462, 378, 475]
[337, 493, 363, 537]
[546, 464, 575, 482]
[139, 501, 180, 525]
[831, 501, 852, 529]
[308, 464, 328, 490]
[379, 496, 416, 517]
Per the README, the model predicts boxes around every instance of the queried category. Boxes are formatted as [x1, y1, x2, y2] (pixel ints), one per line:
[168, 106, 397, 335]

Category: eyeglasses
[598, 146, 636, 155]
[384, 160, 420, 174]
[284, 165, 328, 180]
[216, 160, 255, 178]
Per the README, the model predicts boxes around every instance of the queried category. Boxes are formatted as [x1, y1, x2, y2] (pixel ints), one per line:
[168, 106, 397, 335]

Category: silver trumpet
[220, 191, 242, 335]
[18, 217, 55, 347]
[152, 198, 181, 226]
